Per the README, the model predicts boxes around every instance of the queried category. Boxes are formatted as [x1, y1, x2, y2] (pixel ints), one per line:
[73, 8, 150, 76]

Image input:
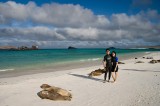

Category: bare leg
[112, 72, 115, 81]
[114, 72, 118, 82]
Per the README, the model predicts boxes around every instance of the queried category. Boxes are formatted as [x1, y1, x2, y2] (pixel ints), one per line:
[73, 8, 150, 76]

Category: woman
[111, 51, 118, 83]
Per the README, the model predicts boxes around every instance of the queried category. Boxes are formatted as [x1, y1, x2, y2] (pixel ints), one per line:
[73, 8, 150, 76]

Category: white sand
[0, 52, 160, 106]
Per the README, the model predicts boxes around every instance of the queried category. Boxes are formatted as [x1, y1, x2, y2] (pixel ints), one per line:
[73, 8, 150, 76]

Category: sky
[0, 0, 160, 48]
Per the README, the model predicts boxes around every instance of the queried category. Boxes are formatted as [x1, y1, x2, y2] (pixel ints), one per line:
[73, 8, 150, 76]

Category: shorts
[112, 66, 118, 72]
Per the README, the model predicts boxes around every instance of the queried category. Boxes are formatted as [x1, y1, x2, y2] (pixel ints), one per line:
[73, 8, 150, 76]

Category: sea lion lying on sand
[37, 84, 72, 101]
[118, 61, 125, 64]
[157, 60, 160, 62]
[146, 57, 153, 59]
[88, 68, 105, 77]
[149, 60, 159, 64]
[135, 61, 144, 63]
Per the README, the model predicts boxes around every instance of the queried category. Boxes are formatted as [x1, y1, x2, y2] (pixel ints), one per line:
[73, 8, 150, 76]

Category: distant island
[136, 45, 160, 49]
[68, 46, 77, 49]
[0, 45, 39, 50]
[0, 46, 17, 50]
[108, 47, 116, 49]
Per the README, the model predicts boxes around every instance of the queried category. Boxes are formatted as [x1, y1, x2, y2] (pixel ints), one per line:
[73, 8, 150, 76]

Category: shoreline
[0, 51, 150, 78]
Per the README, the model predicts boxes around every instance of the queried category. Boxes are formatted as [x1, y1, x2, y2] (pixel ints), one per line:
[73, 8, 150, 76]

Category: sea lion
[38, 84, 72, 101]
[41, 84, 72, 97]
[88, 68, 105, 77]
[38, 90, 71, 101]
[118, 61, 125, 64]
[149, 60, 158, 63]
[40, 84, 51, 89]
[135, 61, 144, 63]
[146, 57, 153, 59]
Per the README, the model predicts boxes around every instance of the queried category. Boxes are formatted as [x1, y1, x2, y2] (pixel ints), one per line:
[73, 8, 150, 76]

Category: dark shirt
[103, 54, 112, 67]
[112, 57, 118, 67]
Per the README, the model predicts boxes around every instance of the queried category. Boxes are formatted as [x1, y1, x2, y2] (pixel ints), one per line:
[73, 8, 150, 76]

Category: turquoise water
[0, 48, 160, 71]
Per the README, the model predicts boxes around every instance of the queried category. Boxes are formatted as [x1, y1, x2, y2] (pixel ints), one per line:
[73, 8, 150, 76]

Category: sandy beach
[0, 52, 160, 106]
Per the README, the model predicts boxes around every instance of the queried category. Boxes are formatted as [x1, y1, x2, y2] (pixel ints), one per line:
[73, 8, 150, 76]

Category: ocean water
[0, 48, 160, 72]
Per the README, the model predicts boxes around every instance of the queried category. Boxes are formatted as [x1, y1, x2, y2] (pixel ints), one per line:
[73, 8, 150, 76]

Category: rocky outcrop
[0, 45, 38, 50]
[0, 46, 17, 50]
[106, 47, 116, 50]
[17, 45, 38, 50]
[68, 46, 77, 49]
[10, 45, 38, 51]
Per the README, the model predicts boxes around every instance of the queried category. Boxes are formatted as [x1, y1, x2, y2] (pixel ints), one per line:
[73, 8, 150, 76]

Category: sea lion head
[40, 84, 51, 89]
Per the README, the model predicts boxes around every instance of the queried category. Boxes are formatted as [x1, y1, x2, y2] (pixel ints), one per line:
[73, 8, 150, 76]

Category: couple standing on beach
[103, 49, 118, 83]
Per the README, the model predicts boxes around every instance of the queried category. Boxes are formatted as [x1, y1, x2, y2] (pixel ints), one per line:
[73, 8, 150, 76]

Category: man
[103, 49, 112, 83]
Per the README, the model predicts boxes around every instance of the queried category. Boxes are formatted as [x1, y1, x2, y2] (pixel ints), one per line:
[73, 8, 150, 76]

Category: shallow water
[0, 48, 159, 72]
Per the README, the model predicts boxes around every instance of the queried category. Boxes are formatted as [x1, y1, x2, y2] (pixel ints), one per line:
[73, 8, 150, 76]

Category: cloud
[0, 1, 109, 28]
[0, 26, 66, 41]
[0, 1, 160, 48]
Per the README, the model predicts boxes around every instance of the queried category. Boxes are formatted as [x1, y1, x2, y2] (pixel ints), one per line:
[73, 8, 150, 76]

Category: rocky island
[0, 45, 39, 50]
[68, 46, 77, 49]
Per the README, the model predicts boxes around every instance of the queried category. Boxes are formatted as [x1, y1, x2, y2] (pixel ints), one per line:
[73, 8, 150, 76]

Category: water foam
[80, 58, 101, 62]
[0, 69, 14, 72]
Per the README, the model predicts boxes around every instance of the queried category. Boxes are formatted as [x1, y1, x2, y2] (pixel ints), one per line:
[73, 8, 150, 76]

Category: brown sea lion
[38, 84, 72, 101]
[149, 60, 158, 63]
[157, 60, 160, 63]
[38, 90, 71, 101]
[135, 61, 144, 63]
[118, 61, 125, 64]
[40, 84, 72, 97]
[146, 57, 153, 59]
[40, 84, 51, 89]
[88, 68, 105, 77]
